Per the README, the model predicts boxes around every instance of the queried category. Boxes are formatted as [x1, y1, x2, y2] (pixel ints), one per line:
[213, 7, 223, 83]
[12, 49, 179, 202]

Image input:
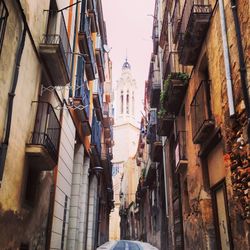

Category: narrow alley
[0, 0, 249, 249]
[97, 240, 158, 250]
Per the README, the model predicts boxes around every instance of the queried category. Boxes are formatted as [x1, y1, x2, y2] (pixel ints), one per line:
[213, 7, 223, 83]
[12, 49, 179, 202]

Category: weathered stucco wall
[180, 0, 250, 249]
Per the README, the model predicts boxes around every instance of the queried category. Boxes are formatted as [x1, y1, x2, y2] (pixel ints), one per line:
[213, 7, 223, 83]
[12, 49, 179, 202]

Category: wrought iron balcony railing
[95, 35, 105, 82]
[191, 80, 215, 144]
[93, 79, 103, 121]
[26, 102, 61, 169]
[75, 56, 90, 119]
[79, 13, 96, 80]
[40, 11, 72, 86]
[178, 0, 212, 65]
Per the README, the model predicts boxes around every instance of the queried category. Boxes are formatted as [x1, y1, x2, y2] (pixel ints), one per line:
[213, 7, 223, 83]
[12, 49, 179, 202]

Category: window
[120, 91, 123, 114]
[20, 243, 29, 250]
[24, 167, 40, 206]
[126, 90, 129, 114]
[190, 80, 214, 144]
[0, 0, 8, 56]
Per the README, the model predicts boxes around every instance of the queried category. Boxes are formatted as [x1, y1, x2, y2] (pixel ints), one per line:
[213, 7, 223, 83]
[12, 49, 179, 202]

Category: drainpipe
[157, 0, 169, 218]
[218, 0, 235, 117]
[69, 0, 80, 98]
[0, 23, 26, 184]
[230, 0, 250, 141]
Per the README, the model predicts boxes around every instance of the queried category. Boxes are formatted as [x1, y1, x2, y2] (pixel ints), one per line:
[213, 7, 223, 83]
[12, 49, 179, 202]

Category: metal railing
[190, 80, 212, 140]
[91, 113, 101, 155]
[93, 79, 103, 108]
[79, 12, 95, 68]
[41, 10, 72, 76]
[96, 35, 105, 66]
[179, 0, 212, 34]
[29, 102, 61, 163]
[75, 56, 90, 118]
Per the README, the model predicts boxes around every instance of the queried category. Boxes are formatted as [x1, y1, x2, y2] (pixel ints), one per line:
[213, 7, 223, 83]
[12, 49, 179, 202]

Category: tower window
[121, 91, 124, 114]
[126, 90, 129, 114]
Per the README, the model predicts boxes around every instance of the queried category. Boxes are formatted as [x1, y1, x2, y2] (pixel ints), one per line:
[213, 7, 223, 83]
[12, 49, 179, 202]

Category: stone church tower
[109, 60, 141, 240]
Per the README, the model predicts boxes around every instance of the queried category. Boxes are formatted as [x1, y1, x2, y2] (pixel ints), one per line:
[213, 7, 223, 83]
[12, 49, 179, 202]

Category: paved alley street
[97, 240, 159, 250]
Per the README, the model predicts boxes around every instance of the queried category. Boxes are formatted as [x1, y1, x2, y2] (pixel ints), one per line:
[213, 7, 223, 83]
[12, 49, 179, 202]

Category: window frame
[0, 0, 9, 56]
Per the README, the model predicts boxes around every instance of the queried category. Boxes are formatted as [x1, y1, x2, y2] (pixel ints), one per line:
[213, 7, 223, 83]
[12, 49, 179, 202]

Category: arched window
[132, 91, 135, 115]
[126, 90, 129, 114]
[120, 91, 124, 113]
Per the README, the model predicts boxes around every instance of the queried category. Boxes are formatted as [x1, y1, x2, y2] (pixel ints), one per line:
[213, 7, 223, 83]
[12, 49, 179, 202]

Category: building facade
[136, 0, 250, 249]
[0, 0, 113, 249]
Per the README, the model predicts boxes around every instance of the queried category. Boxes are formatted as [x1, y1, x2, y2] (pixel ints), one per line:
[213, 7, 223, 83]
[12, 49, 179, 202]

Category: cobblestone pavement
[97, 240, 159, 250]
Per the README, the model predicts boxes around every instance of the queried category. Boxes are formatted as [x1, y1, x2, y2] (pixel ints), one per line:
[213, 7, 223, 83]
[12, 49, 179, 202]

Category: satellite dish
[103, 44, 112, 53]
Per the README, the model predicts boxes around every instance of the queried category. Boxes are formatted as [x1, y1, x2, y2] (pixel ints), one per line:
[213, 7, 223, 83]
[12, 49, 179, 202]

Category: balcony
[191, 80, 215, 144]
[40, 11, 71, 86]
[103, 115, 111, 128]
[78, 13, 95, 80]
[93, 79, 103, 121]
[150, 80, 161, 108]
[26, 102, 60, 171]
[152, 24, 159, 55]
[172, 0, 181, 44]
[101, 144, 112, 181]
[157, 114, 174, 137]
[178, 1, 212, 65]
[151, 141, 163, 162]
[90, 116, 101, 166]
[175, 131, 188, 173]
[162, 59, 189, 115]
[103, 115, 112, 140]
[145, 159, 157, 185]
[87, 0, 98, 32]
[95, 36, 105, 83]
[104, 81, 112, 103]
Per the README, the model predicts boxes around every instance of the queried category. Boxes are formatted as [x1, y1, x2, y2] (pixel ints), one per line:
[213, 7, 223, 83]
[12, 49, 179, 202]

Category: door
[211, 181, 233, 250]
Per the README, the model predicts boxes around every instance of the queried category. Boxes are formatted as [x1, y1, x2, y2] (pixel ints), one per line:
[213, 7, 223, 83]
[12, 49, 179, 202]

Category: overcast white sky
[102, 0, 155, 102]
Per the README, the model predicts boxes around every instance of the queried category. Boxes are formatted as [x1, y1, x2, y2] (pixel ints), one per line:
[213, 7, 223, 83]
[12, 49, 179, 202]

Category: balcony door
[207, 143, 233, 250]
[211, 181, 233, 250]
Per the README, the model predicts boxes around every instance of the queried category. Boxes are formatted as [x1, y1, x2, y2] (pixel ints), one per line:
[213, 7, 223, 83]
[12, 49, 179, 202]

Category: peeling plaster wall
[177, 0, 250, 249]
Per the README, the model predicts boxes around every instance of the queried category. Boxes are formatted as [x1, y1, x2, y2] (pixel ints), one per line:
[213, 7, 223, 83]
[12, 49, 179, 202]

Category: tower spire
[122, 49, 131, 70]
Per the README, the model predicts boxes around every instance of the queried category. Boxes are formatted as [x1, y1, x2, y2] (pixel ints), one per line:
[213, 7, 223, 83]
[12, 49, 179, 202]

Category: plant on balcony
[161, 72, 189, 114]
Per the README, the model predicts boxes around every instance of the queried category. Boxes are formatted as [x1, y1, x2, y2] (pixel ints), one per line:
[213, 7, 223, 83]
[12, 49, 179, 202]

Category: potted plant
[161, 72, 189, 114]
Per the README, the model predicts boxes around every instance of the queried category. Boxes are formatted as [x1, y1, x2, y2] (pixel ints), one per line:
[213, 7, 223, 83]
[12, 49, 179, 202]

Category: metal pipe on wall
[157, 0, 169, 219]
[218, 0, 235, 117]
[0, 19, 26, 183]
